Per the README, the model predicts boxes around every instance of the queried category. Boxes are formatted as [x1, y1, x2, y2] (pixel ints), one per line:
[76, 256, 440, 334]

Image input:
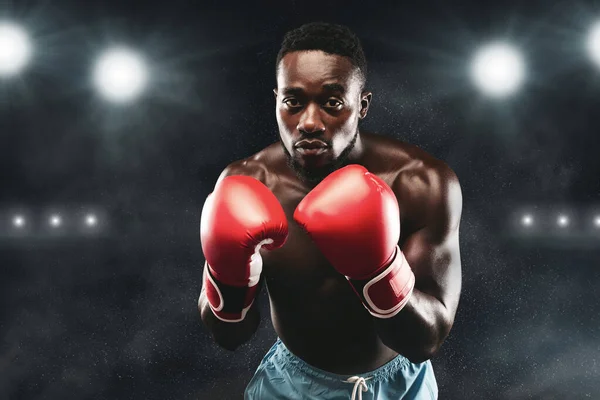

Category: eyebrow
[322, 83, 346, 94]
[281, 87, 304, 96]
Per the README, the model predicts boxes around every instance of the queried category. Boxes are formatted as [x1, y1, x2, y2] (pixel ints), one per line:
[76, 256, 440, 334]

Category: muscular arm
[197, 159, 270, 351]
[374, 164, 463, 363]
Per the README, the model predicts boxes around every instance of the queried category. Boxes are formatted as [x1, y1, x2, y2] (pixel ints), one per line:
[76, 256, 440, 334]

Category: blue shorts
[244, 338, 438, 400]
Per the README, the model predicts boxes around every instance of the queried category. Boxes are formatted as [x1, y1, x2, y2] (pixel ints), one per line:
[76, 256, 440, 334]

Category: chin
[280, 138, 355, 185]
[295, 154, 333, 169]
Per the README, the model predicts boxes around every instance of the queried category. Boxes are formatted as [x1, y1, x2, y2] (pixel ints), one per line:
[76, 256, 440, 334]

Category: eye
[283, 98, 302, 108]
[324, 98, 343, 109]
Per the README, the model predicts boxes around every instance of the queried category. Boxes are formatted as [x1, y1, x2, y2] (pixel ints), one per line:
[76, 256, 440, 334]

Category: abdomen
[264, 257, 394, 373]
[260, 212, 398, 373]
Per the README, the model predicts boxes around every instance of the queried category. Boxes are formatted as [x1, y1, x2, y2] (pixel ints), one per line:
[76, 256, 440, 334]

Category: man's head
[274, 22, 372, 185]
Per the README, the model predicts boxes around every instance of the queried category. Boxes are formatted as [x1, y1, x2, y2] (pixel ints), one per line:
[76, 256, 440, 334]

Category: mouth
[294, 139, 329, 156]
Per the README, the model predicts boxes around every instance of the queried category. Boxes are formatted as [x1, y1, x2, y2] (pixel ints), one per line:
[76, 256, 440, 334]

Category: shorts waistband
[271, 338, 411, 384]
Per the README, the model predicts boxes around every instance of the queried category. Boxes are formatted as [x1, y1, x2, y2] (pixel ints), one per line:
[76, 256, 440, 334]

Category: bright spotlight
[49, 214, 62, 228]
[93, 47, 148, 103]
[12, 215, 25, 228]
[0, 21, 32, 77]
[594, 216, 600, 228]
[471, 42, 525, 97]
[557, 214, 569, 228]
[85, 214, 97, 227]
[521, 214, 534, 227]
[587, 21, 600, 68]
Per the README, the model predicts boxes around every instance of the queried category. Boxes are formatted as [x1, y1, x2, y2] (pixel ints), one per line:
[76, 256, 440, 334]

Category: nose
[297, 103, 325, 135]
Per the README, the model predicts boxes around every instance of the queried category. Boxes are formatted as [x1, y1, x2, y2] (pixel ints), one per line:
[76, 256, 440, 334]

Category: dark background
[1, 0, 599, 398]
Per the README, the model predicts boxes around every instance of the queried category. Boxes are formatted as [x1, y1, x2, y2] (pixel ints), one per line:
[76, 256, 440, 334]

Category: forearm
[198, 289, 261, 351]
[373, 288, 451, 363]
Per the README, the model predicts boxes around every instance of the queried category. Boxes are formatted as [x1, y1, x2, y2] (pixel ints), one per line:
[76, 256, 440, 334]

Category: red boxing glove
[294, 164, 415, 319]
[201, 176, 288, 322]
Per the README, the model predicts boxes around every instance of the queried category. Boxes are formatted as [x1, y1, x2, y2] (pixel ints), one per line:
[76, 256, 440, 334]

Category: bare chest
[259, 171, 411, 295]
[259, 191, 342, 295]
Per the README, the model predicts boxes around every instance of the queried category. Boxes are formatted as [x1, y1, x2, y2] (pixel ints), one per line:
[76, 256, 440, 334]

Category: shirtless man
[198, 22, 462, 399]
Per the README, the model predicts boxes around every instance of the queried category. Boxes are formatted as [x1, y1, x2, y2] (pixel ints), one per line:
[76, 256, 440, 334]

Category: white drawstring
[345, 376, 372, 400]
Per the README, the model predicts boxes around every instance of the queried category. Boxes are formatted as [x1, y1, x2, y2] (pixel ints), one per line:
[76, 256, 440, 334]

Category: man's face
[274, 50, 371, 184]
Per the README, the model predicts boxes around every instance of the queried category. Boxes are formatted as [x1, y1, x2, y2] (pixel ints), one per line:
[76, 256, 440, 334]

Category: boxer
[199, 22, 462, 400]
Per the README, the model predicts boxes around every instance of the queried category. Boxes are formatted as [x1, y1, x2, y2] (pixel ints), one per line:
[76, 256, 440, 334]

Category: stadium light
[521, 214, 534, 227]
[0, 21, 32, 77]
[93, 47, 148, 103]
[49, 214, 62, 228]
[85, 214, 97, 227]
[557, 214, 569, 228]
[471, 42, 525, 97]
[587, 21, 600, 68]
[12, 215, 25, 228]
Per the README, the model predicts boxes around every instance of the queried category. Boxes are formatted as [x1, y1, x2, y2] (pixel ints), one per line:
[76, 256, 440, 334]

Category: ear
[359, 91, 372, 120]
[273, 89, 278, 98]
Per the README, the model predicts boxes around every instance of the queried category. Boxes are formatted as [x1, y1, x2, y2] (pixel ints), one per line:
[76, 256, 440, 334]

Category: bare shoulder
[394, 141, 460, 197]
[365, 133, 458, 183]
[367, 133, 462, 232]
[215, 143, 282, 190]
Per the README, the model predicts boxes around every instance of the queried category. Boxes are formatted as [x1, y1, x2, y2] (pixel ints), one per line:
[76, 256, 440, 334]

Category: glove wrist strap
[347, 246, 415, 319]
[203, 262, 259, 323]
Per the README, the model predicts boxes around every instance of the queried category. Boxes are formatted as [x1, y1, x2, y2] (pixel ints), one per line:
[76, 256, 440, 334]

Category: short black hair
[276, 22, 367, 88]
